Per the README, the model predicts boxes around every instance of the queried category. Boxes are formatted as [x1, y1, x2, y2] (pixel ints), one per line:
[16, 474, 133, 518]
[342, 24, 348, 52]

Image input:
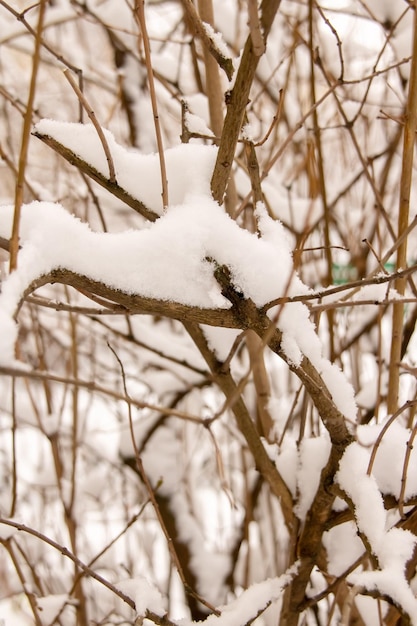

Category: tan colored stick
[387, 7, 417, 413]
[197, 0, 224, 137]
[63, 69, 117, 184]
[134, 0, 169, 210]
[10, 0, 46, 272]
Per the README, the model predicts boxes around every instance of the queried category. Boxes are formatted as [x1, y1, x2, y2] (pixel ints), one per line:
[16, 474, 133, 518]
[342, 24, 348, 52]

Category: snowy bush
[1, 1, 417, 625]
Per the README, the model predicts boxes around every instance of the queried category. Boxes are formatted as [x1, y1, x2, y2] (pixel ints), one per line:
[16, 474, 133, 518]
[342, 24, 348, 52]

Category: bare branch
[63, 69, 117, 184]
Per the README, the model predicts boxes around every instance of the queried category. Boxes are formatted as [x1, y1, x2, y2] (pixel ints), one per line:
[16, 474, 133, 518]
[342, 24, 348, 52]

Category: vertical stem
[308, 0, 335, 360]
[9, 378, 17, 517]
[10, 0, 46, 272]
[196, 0, 239, 217]
[135, 0, 169, 211]
[67, 304, 89, 626]
[197, 0, 223, 137]
[387, 7, 417, 414]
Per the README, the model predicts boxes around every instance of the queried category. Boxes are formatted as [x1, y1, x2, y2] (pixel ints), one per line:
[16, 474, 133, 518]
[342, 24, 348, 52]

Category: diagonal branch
[212, 265, 354, 624]
[32, 132, 159, 222]
[63, 69, 117, 184]
[181, 0, 234, 81]
[184, 320, 295, 529]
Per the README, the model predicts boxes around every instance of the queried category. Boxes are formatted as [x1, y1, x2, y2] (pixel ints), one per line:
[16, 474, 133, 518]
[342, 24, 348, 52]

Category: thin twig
[0, 364, 205, 424]
[108, 343, 219, 616]
[1, 538, 43, 626]
[367, 400, 417, 476]
[54, 502, 152, 626]
[0, 518, 138, 613]
[399, 421, 417, 518]
[63, 69, 117, 183]
[134, 0, 169, 210]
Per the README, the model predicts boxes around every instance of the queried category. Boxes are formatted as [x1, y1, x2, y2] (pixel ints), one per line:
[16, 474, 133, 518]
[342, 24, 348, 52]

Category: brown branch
[181, 0, 234, 81]
[184, 321, 295, 529]
[32, 131, 160, 222]
[197, 0, 224, 137]
[210, 0, 282, 204]
[10, 0, 46, 272]
[388, 6, 417, 413]
[0, 0, 83, 76]
[0, 365, 205, 424]
[264, 263, 417, 311]
[9, 257, 359, 621]
[1, 538, 43, 626]
[210, 264, 354, 624]
[248, 0, 266, 56]
[134, 0, 169, 210]
[21, 269, 239, 328]
[0, 518, 137, 613]
[63, 69, 117, 184]
[110, 344, 219, 616]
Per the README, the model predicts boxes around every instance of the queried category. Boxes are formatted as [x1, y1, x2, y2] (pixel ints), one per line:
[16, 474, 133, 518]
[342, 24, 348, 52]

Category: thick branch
[22, 265, 353, 450]
[210, 0, 282, 203]
[212, 264, 354, 621]
[21, 269, 239, 328]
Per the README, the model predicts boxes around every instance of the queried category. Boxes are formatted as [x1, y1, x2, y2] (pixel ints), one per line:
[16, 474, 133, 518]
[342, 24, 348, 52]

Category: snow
[357, 421, 417, 500]
[0, 121, 359, 426]
[1, 2, 416, 625]
[114, 567, 297, 626]
[34, 120, 218, 214]
[274, 435, 332, 521]
[185, 111, 215, 137]
[295, 436, 331, 520]
[323, 521, 364, 577]
[0, 196, 296, 309]
[116, 576, 165, 618]
[202, 22, 233, 62]
[36, 594, 76, 623]
[275, 440, 298, 496]
[170, 490, 232, 605]
[241, 123, 257, 142]
[336, 442, 417, 622]
[201, 325, 241, 361]
[180, 566, 298, 626]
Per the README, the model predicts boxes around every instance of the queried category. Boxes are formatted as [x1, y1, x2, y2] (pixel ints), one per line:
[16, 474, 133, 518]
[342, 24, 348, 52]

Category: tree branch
[20, 269, 239, 328]
[210, 0, 282, 204]
[32, 132, 160, 222]
[184, 321, 295, 529]
[181, 0, 234, 81]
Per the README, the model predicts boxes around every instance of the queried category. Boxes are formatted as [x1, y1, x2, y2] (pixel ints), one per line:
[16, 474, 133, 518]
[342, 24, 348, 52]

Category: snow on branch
[336, 442, 417, 623]
[178, 567, 298, 626]
[181, 0, 235, 81]
[33, 119, 217, 219]
[0, 120, 356, 434]
[0, 132, 359, 498]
